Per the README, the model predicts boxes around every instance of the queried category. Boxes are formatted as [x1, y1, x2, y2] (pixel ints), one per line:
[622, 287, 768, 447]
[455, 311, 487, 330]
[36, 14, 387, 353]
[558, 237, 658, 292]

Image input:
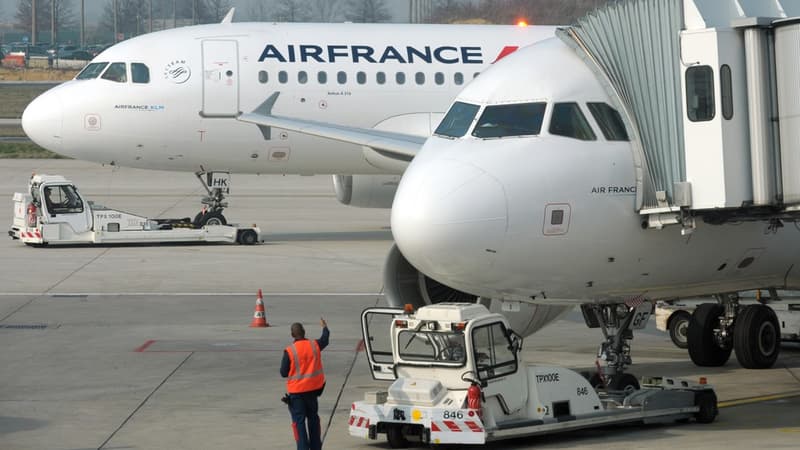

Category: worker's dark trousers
[289, 392, 322, 450]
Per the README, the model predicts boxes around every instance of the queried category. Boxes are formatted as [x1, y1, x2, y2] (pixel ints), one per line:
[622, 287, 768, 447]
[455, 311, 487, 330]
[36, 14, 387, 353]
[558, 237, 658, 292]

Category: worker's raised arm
[317, 317, 329, 350]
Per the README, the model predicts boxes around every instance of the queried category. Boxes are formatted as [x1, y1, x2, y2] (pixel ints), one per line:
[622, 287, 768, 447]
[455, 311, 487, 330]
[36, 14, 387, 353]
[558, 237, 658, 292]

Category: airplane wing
[238, 93, 426, 161]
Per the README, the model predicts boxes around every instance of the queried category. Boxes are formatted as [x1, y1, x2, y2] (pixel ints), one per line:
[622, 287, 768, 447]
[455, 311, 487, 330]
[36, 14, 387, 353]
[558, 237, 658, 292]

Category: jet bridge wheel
[733, 304, 780, 369]
[688, 304, 732, 367]
[668, 310, 691, 349]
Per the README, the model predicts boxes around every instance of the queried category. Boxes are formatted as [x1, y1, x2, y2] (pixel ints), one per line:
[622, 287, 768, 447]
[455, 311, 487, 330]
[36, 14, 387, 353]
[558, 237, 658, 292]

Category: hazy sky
[0, 0, 415, 24]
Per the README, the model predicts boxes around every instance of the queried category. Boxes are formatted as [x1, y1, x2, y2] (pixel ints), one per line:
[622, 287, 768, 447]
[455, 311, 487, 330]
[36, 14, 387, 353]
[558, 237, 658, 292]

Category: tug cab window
[43, 185, 83, 214]
[76, 62, 108, 80]
[587, 102, 629, 141]
[472, 322, 517, 380]
[131, 63, 150, 84]
[549, 102, 596, 141]
[472, 102, 546, 139]
[101, 62, 127, 83]
[434, 101, 480, 138]
[686, 65, 715, 122]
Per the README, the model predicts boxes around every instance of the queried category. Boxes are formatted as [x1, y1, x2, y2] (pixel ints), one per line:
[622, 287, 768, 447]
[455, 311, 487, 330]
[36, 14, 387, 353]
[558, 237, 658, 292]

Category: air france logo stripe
[258, 44, 486, 64]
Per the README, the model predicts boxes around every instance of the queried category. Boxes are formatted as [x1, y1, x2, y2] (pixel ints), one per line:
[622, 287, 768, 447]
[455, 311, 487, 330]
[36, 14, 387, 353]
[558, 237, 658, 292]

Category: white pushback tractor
[9, 174, 261, 246]
[351, 303, 717, 447]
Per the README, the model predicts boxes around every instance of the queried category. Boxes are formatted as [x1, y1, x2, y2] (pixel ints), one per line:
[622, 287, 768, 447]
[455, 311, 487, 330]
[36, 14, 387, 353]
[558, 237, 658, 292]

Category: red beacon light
[403, 303, 415, 314]
[516, 19, 529, 27]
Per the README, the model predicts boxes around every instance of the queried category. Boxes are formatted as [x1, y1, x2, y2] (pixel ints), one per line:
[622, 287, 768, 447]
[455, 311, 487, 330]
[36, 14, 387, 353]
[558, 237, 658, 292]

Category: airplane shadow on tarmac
[0, 415, 47, 436]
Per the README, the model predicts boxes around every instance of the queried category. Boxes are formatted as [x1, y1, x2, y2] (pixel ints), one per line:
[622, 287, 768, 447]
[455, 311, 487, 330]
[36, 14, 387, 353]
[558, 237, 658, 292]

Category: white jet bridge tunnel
[558, 0, 800, 231]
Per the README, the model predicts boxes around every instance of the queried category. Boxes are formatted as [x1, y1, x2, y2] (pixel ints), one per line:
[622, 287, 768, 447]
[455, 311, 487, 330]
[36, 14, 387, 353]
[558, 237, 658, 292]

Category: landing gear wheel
[734, 304, 780, 369]
[193, 210, 226, 227]
[609, 373, 639, 392]
[669, 310, 691, 349]
[694, 390, 718, 424]
[688, 303, 732, 367]
[386, 425, 409, 449]
[237, 229, 259, 245]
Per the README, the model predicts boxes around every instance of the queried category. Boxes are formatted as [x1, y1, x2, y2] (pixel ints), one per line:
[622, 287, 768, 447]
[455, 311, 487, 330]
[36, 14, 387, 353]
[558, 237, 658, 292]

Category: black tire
[587, 373, 605, 389]
[688, 303, 732, 367]
[669, 310, 691, 349]
[694, 390, 718, 424]
[237, 229, 258, 245]
[193, 210, 226, 227]
[734, 304, 780, 369]
[609, 373, 640, 392]
[386, 425, 409, 449]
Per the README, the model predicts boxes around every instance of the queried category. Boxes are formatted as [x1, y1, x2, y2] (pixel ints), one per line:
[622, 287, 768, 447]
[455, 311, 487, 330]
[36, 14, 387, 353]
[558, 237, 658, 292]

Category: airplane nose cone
[392, 158, 508, 283]
[22, 90, 63, 153]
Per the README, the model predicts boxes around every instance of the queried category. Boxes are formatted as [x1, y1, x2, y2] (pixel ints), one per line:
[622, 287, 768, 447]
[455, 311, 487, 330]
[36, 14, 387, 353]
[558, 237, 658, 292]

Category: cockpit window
[131, 63, 150, 84]
[549, 102, 597, 141]
[76, 62, 108, 80]
[472, 102, 546, 139]
[101, 62, 127, 83]
[434, 101, 480, 138]
[587, 102, 629, 141]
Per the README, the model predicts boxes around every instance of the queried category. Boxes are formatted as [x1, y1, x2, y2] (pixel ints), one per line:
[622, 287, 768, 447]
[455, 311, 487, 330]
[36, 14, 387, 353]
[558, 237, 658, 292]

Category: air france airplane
[254, 32, 800, 383]
[22, 15, 555, 222]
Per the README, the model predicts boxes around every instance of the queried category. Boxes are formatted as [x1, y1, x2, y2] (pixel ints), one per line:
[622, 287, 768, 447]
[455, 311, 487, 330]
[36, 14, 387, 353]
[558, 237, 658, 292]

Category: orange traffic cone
[250, 289, 270, 327]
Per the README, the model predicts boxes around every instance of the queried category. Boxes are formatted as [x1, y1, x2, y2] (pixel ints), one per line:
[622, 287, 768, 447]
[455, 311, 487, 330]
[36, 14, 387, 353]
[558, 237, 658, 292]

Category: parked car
[69, 50, 93, 61]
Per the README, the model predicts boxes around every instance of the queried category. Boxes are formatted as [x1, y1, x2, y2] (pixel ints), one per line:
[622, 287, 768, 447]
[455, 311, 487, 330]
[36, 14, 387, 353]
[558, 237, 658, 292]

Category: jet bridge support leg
[193, 170, 230, 227]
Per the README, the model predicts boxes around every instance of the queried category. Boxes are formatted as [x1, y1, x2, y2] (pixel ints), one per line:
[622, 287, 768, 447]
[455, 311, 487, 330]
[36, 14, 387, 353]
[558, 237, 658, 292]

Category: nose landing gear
[193, 171, 230, 227]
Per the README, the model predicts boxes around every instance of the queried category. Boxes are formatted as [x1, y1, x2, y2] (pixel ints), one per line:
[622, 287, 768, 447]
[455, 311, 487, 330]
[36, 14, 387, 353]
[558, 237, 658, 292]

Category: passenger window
[454, 72, 464, 85]
[472, 322, 517, 381]
[587, 102, 629, 141]
[435, 72, 444, 85]
[101, 62, 127, 83]
[415, 72, 425, 85]
[337, 71, 347, 84]
[376, 72, 386, 85]
[278, 71, 288, 83]
[258, 70, 268, 84]
[317, 71, 327, 84]
[686, 65, 715, 122]
[396, 72, 406, 85]
[435, 101, 480, 138]
[549, 103, 597, 141]
[473, 102, 547, 139]
[357, 71, 366, 84]
[131, 63, 150, 83]
[298, 71, 308, 84]
[77, 62, 108, 80]
[721, 64, 733, 120]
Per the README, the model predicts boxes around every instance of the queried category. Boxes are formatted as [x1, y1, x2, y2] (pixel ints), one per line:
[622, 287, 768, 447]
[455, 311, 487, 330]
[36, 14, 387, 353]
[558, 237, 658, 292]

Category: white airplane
[22, 18, 555, 217]
[20, 17, 570, 337]
[259, 5, 800, 383]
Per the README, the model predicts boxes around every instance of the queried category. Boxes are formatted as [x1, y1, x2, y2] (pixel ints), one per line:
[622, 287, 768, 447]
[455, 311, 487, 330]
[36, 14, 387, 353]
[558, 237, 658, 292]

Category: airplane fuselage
[22, 22, 555, 175]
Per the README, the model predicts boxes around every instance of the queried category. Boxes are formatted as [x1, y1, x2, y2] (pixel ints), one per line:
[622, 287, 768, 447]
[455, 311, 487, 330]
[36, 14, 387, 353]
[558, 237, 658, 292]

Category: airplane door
[361, 308, 403, 381]
[201, 40, 239, 117]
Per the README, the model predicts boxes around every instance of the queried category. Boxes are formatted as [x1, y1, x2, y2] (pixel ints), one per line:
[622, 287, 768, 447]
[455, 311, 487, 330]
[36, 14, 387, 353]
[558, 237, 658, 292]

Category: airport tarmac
[1, 160, 799, 450]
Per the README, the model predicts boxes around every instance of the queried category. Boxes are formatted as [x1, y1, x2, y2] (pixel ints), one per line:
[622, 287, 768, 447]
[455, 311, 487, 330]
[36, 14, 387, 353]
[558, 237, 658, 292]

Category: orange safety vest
[285, 339, 326, 394]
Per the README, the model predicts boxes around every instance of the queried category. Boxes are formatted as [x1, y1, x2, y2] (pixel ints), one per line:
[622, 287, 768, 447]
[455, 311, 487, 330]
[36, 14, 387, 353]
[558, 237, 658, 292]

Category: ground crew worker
[281, 318, 329, 450]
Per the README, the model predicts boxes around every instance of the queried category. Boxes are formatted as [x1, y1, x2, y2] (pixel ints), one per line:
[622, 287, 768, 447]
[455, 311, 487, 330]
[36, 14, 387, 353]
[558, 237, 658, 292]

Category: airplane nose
[391, 158, 508, 282]
[22, 90, 63, 153]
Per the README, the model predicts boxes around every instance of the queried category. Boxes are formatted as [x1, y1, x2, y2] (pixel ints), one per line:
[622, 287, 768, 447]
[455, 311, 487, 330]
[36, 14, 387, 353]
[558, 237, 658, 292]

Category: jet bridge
[558, 0, 800, 231]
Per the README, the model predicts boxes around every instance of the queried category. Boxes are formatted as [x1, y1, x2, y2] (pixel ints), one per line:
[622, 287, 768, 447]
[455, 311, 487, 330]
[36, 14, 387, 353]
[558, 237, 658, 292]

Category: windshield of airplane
[434, 101, 480, 138]
[101, 62, 127, 83]
[398, 330, 466, 365]
[472, 102, 546, 139]
[76, 62, 108, 80]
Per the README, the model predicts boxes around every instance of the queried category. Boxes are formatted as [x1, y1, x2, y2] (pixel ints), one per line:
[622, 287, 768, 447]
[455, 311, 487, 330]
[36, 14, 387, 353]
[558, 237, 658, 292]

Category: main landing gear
[688, 293, 780, 369]
[193, 171, 230, 227]
[580, 302, 652, 391]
